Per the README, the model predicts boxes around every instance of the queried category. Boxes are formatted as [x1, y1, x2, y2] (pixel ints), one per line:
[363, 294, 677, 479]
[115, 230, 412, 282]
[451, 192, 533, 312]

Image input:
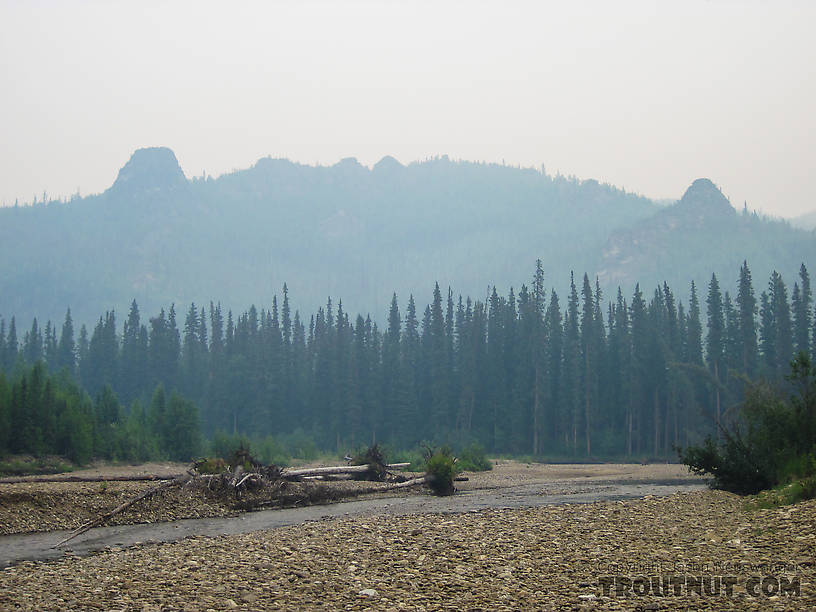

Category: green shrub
[456, 443, 492, 472]
[351, 443, 386, 467]
[681, 352, 816, 497]
[748, 475, 816, 509]
[0, 456, 74, 477]
[779, 452, 816, 483]
[279, 429, 319, 461]
[385, 446, 425, 472]
[255, 435, 291, 467]
[424, 446, 460, 496]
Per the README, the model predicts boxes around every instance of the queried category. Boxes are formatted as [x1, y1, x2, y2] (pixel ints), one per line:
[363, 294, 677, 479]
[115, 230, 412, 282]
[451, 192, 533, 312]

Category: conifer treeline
[0, 363, 200, 464]
[0, 261, 812, 458]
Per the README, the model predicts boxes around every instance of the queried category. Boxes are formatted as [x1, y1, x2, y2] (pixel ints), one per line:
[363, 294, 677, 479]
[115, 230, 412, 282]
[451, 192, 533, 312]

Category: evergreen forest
[0, 260, 813, 463]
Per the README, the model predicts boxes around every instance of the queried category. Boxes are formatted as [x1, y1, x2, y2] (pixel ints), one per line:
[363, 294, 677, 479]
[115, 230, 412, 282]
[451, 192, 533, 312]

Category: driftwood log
[46, 461, 422, 547]
[248, 475, 430, 509]
[282, 463, 410, 478]
[55, 471, 195, 547]
[312, 474, 429, 497]
[3, 462, 412, 485]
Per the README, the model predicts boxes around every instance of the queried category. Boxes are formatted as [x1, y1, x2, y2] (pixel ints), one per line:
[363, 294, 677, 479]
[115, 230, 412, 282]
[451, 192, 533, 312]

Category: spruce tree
[579, 274, 595, 456]
[792, 264, 812, 355]
[706, 274, 725, 436]
[84, 312, 117, 398]
[530, 261, 546, 453]
[57, 309, 76, 376]
[770, 271, 793, 376]
[542, 290, 562, 447]
[759, 290, 776, 376]
[23, 318, 43, 364]
[44, 321, 58, 367]
[486, 286, 508, 451]
[562, 273, 581, 454]
[736, 261, 758, 377]
[629, 284, 648, 455]
[6, 318, 18, 371]
[182, 303, 206, 403]
[76, 324, 89, 383]
[382, 293, 401, 438]
[610, 289, 631, 453]
[430, 283, 449, 436]
[120, 301, 147, 405]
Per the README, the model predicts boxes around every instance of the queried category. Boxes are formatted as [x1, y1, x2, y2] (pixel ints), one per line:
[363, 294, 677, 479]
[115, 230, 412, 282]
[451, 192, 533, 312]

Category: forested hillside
[0, 147, 656, 327]
[1, 260, 811, 460]
[598, 178, 816, 295]
[4, 149, 813, 333]
[3, 149, 812, 334]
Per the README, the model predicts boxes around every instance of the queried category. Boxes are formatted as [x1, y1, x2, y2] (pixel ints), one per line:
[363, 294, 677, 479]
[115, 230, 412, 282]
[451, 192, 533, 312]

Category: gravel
[1, 490, 813, 610]
[0, 462, 699, 536]
[0, 478, 419, 536]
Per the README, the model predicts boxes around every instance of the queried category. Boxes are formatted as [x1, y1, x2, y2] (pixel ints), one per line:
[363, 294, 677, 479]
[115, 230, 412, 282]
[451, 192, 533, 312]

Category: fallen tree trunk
[247, 474, 430, 510]
[5, 462, 412, 484]
[283, 463, 410, 478]
[383, 475, 428, 489]
[301, 474, 354, 481]
[55, 471, 194, 548]
[350, 475, 430, 496]
[0, 474, 179, 484]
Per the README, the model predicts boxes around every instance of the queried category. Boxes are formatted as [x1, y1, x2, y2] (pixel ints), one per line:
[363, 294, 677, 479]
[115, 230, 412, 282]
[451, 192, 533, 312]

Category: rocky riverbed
[0, 461, 698, 536]
[1, 489, 813, 610]
[0, 462, 418, 536]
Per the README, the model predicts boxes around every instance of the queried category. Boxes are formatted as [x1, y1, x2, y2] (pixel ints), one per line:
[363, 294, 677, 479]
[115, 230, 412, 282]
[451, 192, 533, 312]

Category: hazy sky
[1, 1, 814, 216]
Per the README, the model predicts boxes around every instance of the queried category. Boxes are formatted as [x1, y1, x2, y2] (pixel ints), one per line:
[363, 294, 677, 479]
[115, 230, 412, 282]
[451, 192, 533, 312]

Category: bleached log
[384, 475, 428, 489]
[283, 463, 410, 478]
[352, 475, 429, 495]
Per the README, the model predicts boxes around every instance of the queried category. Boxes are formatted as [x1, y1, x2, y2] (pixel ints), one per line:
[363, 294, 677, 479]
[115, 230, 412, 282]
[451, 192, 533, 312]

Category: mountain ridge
[0, 148, 811, 329]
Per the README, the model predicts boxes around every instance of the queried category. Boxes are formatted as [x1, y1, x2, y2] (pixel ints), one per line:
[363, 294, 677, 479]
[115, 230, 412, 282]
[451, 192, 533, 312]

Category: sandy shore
[1, 489, 813, 610]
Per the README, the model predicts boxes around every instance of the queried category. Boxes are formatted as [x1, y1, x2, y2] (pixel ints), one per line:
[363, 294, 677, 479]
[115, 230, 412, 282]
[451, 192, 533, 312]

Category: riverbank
[1, 489, 812, 610]
[0, 461, 697, 536]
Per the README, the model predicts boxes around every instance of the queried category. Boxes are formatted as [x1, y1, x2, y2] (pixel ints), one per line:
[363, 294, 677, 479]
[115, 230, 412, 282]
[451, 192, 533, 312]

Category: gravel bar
[1, 490, 813, 610]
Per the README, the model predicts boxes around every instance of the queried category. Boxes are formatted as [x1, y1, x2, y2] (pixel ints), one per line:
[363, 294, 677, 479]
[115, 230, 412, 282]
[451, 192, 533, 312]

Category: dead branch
[54, 471, 194, 548]
[235, 472, 259, 488]
[229, 465, 244, 488]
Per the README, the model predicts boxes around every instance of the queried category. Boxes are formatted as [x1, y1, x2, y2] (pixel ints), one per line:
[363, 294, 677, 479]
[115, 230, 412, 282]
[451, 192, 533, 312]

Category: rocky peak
[678, 178, 734, 216]
[110, 147, 187, 194]
[372, 155, 404, 174]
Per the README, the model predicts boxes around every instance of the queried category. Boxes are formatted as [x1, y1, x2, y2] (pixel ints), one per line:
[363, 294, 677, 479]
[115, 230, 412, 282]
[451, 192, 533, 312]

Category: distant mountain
[596, 178, 816, 297]
[0, 148, 656, 326]
[0, 150, 812, 329]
